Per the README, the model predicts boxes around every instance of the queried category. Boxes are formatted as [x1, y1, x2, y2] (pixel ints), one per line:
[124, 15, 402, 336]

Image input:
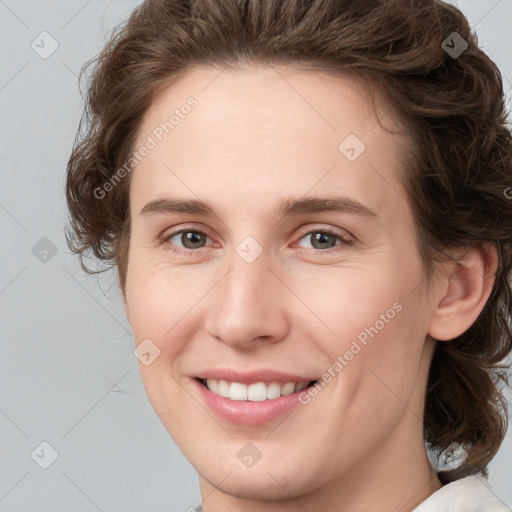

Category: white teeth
[229, 382, 247, 401]
[266, 381, 281, 400]
[295, 381, 309, 392]
[247, 382, 267, 401]
[208, 378, 219, 395]
[281, 382, 295, 396]
[218, 379, 230, 398]
[205, 379, 312, 401]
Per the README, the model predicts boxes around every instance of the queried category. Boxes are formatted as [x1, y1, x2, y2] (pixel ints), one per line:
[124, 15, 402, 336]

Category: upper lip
[195, 369, 318, 385]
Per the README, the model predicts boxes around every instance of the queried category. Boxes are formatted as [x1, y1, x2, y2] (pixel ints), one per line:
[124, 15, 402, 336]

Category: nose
[204, 250, 290, 350]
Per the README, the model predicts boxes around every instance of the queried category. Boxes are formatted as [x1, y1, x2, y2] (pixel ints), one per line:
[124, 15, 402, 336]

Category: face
[124, 65, 438, 503]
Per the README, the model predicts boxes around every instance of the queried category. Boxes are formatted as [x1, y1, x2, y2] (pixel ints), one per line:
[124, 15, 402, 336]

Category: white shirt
[412, 475, 511, 511]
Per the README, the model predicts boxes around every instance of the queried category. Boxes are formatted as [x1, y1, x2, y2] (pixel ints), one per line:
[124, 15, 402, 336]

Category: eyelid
[161, 222, 353, 241]
[293, 223, 353, 243]
[160, 223, 214, 240]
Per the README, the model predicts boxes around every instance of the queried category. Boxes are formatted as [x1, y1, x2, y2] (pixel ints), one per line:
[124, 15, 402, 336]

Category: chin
[191, 446, 324, 502]
[200, 466, 313, 501]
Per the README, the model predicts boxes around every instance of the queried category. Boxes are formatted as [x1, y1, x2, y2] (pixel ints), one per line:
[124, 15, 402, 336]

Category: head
[65, 0, 512, 503]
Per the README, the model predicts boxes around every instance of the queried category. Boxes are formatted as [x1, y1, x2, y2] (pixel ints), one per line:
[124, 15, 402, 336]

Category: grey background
[0, 1, 511, 511]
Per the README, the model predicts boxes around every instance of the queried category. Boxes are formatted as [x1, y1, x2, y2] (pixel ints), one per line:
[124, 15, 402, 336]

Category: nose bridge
[226, 259, 261, 307]
[220, 248, 273, 320]
[205, 244, 289, 347]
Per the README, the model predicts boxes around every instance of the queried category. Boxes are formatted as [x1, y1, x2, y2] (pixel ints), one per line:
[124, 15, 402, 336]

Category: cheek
[335, 293, 428, 436]
[125, 256, 203, 342]
[301, 260, 413, 352]
[303, 255, 426, 410]
[125, 260, 198, 421]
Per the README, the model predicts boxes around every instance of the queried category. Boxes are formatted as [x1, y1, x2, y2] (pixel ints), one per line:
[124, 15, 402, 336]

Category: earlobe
[427, 242, 498, 341]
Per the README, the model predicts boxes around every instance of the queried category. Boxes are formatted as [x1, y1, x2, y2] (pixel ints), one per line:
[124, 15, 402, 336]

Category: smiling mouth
[196, 377, 319, 402]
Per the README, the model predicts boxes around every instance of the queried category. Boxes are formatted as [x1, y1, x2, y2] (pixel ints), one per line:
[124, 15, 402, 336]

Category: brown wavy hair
[65, 0, 512, 480]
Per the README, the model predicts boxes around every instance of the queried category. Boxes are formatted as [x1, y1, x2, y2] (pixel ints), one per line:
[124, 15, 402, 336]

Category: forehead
[130, 65, 411, 222]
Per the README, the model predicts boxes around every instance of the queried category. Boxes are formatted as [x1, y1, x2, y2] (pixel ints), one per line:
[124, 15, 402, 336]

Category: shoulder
[413, 475, 511, 512]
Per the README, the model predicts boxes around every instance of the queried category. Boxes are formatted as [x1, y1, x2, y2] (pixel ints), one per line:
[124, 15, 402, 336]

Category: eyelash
[158, 225, 354, 256]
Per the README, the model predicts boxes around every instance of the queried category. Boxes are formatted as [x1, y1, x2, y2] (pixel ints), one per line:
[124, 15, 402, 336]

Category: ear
[427, 242, 498, 341]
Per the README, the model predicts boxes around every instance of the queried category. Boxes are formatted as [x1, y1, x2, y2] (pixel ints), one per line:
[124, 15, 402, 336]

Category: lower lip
[193, 378, 309, 426]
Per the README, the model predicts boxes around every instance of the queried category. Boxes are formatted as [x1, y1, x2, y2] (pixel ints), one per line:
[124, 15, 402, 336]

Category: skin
[122, 65, 497, 512]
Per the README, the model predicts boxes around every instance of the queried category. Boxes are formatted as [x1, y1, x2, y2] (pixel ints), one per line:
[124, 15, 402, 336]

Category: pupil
[183, 231, 204, 248]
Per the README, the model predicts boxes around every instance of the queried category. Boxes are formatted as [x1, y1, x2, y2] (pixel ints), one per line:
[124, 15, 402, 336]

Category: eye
[295, 228, 353, 254]
[161, 228, 211, 254]
[159, 225, 353, 256]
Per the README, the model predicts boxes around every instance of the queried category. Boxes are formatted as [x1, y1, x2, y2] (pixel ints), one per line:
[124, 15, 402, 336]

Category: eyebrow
[139, 196, 379, 219]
